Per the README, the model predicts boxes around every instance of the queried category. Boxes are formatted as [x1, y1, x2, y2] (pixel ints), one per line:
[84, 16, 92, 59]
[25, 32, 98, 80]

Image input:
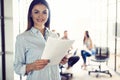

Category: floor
[61, 54, 120, 80]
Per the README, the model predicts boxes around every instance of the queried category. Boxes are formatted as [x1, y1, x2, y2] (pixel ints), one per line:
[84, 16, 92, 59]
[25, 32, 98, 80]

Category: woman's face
[31, 4, 49, 27]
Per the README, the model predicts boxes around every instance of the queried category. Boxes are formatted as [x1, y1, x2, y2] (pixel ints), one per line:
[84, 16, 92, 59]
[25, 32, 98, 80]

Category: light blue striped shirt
[14, 27, 61, 80]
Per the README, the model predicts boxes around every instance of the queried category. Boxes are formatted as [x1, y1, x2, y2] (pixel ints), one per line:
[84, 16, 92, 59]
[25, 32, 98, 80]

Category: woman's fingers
[33, 59, 50, 70]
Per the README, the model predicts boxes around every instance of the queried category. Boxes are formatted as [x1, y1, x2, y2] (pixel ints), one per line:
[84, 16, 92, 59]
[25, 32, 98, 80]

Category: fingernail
[48, 60, 50, 63]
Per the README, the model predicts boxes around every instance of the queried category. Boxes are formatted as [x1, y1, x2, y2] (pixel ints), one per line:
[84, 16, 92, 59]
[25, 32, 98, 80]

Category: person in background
[57, 33, 60, 37]
[52, 29, 60, 37]
[61, 30, 80, 69]
[14, 0, 67, 80]
[61, 30, 69, 40]
[81, 30, 96, 70]
[52, 29, 56, 32]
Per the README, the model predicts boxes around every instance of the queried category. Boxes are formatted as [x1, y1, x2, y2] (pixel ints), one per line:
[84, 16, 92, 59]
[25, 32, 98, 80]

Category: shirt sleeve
[14, 35, 27, 76]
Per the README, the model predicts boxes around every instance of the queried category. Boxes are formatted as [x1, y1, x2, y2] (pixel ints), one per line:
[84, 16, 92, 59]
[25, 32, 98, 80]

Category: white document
[41, 37, 74, 66]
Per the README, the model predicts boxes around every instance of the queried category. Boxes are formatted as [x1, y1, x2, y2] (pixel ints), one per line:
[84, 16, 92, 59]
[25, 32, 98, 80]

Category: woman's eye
[43, 11, 47, 14]
[34, 11, 39, 14]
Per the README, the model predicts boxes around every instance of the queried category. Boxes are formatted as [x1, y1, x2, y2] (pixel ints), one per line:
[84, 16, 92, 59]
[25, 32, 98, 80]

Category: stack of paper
[41, 37, 74, 66]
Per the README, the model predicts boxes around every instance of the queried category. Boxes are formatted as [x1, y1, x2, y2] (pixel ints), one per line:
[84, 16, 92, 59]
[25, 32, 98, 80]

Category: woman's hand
[60, 56, 68, 65]
[32, 59, 50, 70]
[26, 59, 49, 74]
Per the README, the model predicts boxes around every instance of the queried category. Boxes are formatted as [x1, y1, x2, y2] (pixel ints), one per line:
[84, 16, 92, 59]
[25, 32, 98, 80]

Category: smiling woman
[14, 0, 64, 80]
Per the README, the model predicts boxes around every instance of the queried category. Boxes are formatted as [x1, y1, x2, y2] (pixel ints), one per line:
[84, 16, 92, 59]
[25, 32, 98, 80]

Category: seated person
[61, 30, 80, 69]
[59, 49, 80, 80]
[81, 31, 96, 70]
[66, 49, 80, 69]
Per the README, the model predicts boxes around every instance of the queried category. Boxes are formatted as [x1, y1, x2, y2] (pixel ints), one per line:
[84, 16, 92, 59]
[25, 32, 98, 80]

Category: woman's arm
[14, 36, 27, 75]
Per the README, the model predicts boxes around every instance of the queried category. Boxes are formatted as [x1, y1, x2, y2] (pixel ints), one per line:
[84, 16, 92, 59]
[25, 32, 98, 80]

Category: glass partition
[107, 0, 116, 70]
[0, 20, 2, 80]
[107, 0, 120, 73]
[116, 0, 120, 73]
[0, 0, 3, 79]
[0, 0, 1, 52]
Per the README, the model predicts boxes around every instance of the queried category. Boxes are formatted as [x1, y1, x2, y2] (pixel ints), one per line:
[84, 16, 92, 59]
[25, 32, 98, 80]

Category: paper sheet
[41, 37, 74, 66]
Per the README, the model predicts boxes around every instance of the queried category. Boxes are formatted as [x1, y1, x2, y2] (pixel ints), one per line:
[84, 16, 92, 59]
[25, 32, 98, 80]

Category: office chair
[59, 64, 73, 80]
[88, 47, 112, 77]
[59, 49, 79, 80]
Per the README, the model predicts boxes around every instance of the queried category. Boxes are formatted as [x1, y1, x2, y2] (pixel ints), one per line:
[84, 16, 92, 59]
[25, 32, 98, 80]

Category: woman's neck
[34, 25, 45, 35]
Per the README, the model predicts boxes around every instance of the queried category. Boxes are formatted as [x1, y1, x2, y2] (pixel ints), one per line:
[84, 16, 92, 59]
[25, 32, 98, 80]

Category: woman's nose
[38, 13, 43, 18]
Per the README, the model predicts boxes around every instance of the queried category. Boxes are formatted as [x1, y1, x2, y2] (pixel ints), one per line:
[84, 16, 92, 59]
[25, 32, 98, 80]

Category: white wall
[48, 0, 120, 54]
[4, 0, 14, 80]
[48, 0, 108, 50]
[4, 0, 13, 52]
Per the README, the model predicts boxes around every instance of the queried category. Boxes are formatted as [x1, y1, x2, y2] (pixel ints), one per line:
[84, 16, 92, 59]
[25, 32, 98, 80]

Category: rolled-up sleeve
[14, 35, 26, 75]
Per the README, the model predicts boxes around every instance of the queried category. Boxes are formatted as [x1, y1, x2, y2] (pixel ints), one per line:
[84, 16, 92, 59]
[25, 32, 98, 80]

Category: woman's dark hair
[26, 0, 51, 31]
[85, 31, 89, 38]
[83, 31, 90, 43]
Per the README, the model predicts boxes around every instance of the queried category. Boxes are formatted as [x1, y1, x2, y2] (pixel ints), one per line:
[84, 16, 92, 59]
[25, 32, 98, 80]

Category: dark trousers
[68, 56, 80, 67]
[81, 50, 91, 64]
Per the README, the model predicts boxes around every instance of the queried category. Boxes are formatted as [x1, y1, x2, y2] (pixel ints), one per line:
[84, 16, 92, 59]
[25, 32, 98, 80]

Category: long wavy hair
[83, 31, 90, 44]
[26, 0, 51, 31]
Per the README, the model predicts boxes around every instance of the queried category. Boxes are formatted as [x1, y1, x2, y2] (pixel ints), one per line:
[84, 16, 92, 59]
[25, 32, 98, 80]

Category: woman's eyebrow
[33, 9, 47, 12]
[33, 9, 39, 11]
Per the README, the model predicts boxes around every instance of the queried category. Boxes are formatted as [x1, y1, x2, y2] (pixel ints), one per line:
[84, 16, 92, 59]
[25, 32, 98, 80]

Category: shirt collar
[30, 27, 49, 34]
[30, 27, 40, 34]
[30, 27, 50, 40]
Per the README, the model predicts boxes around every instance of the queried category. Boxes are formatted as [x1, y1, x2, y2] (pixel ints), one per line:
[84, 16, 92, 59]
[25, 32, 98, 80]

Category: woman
[81, 31, 96, 70]
[14, 0, 66, 80]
